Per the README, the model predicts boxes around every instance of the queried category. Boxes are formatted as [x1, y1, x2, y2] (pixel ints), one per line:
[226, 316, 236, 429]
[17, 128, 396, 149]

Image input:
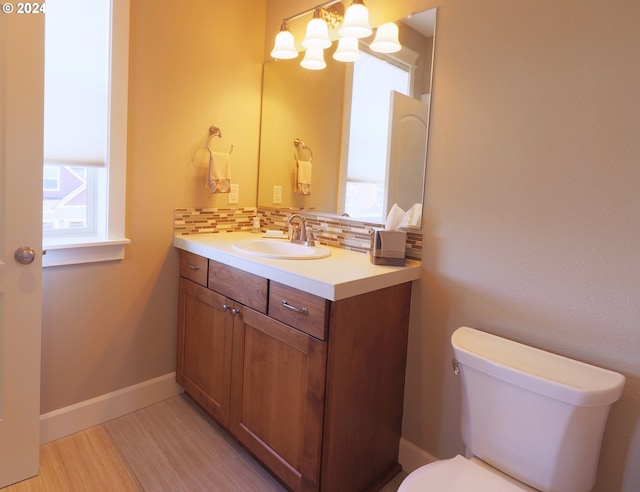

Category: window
[43, 166, 94, 232]
[42, 0, 130, 267]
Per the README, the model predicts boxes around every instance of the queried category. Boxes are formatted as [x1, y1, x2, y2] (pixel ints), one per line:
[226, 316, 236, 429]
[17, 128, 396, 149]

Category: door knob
[14, 246, 36, 265]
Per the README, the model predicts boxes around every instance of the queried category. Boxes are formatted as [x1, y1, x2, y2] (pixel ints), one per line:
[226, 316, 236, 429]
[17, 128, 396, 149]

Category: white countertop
[174, 232, 421, 301]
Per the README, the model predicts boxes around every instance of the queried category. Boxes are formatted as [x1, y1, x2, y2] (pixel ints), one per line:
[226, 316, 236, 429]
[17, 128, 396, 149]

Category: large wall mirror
[257, 7, 436, 229]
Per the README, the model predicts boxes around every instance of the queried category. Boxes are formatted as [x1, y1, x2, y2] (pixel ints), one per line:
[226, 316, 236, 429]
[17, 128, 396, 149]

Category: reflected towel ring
[207, 125, 233, 154]
[293, 137, 312, 162]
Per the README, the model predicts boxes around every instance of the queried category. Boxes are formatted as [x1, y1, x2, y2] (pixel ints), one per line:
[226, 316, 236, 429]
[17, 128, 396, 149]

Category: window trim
[43, 0, 130, 268]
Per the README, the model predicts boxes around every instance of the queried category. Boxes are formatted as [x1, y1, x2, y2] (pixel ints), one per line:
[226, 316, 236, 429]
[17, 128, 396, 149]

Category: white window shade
[42, 0, 131, 267]
[346, 52, 409, 183]
[44, 0, 110, 167]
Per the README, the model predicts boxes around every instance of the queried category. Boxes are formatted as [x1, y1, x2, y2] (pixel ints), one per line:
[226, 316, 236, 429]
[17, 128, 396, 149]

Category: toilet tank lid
[451, 327, 625, 407]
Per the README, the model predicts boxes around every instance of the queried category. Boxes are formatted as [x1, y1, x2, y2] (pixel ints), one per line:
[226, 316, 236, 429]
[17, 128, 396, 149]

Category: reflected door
[385, 90, 429, 219]
[0, 12, 44, 487]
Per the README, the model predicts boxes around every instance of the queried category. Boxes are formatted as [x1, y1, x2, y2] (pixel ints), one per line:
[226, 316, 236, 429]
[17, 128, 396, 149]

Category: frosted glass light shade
[300, 48, 326, 70]
[302, 18, 331, 49]
[339, 2, 372, 38]
[333, 36, 360, 62]
[370, 22, 401, 53]
[271, 29, 298, 59]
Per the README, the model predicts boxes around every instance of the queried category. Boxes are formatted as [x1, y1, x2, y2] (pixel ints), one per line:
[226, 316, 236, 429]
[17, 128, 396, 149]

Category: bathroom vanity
[174, 233, 420, 492]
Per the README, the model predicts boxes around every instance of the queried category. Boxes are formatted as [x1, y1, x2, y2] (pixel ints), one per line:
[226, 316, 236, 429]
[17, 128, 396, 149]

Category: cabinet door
[176, 277, 233, 427]
[230, 307, 327, 492]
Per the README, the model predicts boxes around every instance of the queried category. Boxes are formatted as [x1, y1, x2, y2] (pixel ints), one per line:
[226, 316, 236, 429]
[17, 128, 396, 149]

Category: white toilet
[399, 326, 625, 492]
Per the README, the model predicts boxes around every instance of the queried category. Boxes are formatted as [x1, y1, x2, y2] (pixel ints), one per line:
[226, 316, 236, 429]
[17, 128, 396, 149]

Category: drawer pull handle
[282, 299, 308, 315]
[185, 263, 200, 270]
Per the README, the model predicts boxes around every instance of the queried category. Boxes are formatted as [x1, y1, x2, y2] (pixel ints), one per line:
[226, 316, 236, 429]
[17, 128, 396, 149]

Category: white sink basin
[232, 239, 331, 260]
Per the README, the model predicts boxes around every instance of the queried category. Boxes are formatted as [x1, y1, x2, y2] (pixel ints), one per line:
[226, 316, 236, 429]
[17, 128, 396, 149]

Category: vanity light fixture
[339, 0, 372, 39]
[369, 22, 401, 53]
[270, 0, 395, 70]
[302, 8, 332, 49]
[270, 21, 298, 59]
[333, 36, 361, 62]
[271, 0, 344, 63]
[300, 48, 327, 70]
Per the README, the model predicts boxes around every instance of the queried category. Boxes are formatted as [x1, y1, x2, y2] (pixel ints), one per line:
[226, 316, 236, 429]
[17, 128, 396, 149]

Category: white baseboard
[40, 372, 184, 444]
[40, 375, 437, 472]
[399, 437, 438, 473]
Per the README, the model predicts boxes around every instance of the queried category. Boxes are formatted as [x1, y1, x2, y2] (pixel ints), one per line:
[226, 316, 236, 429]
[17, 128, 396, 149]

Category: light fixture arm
[281, 0, 343, 25]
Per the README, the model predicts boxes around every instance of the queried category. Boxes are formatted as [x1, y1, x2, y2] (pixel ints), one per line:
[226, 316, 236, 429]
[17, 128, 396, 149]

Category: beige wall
[401, 1, 640, 492]
[40, 0, 266, 412]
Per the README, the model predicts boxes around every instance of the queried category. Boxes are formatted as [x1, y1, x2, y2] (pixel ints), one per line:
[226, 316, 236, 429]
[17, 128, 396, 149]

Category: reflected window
[344, 51, 411, 218]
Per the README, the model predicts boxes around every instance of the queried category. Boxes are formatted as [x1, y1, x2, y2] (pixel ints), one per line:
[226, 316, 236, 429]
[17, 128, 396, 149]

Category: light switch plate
[228, 184, 239, 204]
[273, 185, 282, 204]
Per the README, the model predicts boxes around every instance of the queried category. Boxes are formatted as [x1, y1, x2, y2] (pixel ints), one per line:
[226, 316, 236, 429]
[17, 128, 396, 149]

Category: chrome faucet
[286, 214, 315, 246]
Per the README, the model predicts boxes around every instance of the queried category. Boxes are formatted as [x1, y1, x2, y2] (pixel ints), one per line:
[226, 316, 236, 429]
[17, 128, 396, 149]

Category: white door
[385, 90, 429, 218]
[0, 11, 44, 488]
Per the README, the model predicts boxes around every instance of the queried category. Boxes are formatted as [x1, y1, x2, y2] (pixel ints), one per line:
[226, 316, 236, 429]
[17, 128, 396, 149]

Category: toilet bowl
[398, 326, 625, 492]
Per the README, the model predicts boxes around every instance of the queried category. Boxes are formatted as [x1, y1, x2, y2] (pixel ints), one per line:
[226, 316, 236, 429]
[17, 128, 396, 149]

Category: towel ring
[293, 138, 312, 162]
[207, 125, 233, 154]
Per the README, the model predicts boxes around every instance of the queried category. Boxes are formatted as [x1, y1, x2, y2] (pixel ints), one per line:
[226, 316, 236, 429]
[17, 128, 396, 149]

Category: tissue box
[370, 229, 406, 266]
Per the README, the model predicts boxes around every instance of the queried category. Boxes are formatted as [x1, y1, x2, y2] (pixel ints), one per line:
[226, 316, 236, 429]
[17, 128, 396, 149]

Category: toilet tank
[451, 327, 625, 492]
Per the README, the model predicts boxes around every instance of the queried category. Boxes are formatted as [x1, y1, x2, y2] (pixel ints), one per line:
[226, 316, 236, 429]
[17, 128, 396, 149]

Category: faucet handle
[306, 227, 316, 247]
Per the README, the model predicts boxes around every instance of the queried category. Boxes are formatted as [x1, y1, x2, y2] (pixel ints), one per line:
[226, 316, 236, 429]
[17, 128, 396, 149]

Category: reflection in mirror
[342, 51, 411, 218]
[257, 58, 346, 212]
[257, 8, 436, 229]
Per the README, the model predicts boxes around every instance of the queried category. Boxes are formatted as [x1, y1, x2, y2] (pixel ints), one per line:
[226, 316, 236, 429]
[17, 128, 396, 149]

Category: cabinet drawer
[269, 281, 329, 340]
[179, 251, 208, 286]
[209, 260, 268, 314]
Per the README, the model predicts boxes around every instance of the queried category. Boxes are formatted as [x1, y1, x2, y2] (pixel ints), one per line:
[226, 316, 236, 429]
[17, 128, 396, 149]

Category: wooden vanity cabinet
[176, 250, 413, 492]
[230, 307, 327, 492]
[320, 282, 412, 492]
[178, 255, 324, 490]
[178, 250, 208, 286]
[176, 277, 233, 427]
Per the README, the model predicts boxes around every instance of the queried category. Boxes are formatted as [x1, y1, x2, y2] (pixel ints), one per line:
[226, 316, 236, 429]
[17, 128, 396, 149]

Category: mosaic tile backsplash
[174, 207, 422, 261]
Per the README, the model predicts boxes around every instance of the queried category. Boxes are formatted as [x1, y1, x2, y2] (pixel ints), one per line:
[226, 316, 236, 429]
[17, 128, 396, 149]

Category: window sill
[43, 238, 131, 267]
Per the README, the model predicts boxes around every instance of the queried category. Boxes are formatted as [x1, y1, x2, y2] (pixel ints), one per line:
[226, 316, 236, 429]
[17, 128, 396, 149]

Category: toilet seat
[398, 455, 530, 492]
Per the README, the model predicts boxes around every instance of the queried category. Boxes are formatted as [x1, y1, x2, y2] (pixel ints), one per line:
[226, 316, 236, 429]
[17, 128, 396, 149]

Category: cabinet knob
[222, 304, 229, 312]
[231, 308, 240, 316]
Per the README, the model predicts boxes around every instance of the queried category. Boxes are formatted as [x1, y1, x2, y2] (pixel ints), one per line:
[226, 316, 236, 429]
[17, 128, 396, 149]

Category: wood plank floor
[2, 394, 407, 491]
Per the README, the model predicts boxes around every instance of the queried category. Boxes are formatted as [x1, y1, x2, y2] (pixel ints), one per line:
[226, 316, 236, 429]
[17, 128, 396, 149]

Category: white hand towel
[207, 151, 231, 193]
[295, 159, 312, 195]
